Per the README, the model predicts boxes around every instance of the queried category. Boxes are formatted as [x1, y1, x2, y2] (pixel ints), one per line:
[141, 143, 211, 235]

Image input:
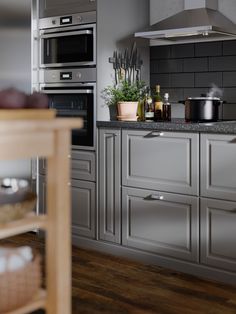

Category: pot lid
[187, 97, 221, 100]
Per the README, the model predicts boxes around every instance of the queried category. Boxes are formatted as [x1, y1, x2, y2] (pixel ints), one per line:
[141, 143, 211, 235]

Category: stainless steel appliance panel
[40, 82, 96, 150]
[39, 68, 96, 83]
[39, 22, 96, 68]
[39, 11, 96, 29]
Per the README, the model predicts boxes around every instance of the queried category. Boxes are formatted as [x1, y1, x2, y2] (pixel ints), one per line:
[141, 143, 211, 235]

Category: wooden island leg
[46, 129, 71, 314]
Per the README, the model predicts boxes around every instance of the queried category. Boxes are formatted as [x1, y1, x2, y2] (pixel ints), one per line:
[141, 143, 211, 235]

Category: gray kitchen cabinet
[39, 158, 46, 175]
[38, 174, 96, 239]
[201, 198, 236, 272]
[201, 133, 236, 201]
[122, 130, 199, 196]
[39, 150, 96, 181]
[98, 128, 121, 244]
[72, 179, 96, 239]
[122, 187, 199, 262]
[39, 0, 96, 18]
[71, 151, 95, 181]
[38, 174, 46, 215]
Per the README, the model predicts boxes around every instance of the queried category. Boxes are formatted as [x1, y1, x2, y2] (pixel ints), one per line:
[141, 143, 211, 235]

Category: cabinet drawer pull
[144, 131, 164, 138]
[144, 194, 164, 201]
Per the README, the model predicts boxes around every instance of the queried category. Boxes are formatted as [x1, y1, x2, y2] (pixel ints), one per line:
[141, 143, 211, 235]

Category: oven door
[40, 83, 96, 150]
[40, 24, 96, 68]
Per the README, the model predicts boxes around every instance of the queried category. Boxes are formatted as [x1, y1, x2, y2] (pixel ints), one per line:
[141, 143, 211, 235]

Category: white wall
[150, 0, 236, 25]
[97, 0, 150, 121]
[0, 0, 31, 179]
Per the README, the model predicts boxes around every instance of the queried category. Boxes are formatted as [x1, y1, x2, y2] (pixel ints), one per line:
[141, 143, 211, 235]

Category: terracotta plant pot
[116, 101, 138, 120]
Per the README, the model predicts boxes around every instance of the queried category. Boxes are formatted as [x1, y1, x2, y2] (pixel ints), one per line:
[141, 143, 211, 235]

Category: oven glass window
[43, 33, 93, 65]
[46, 90, 94, 147]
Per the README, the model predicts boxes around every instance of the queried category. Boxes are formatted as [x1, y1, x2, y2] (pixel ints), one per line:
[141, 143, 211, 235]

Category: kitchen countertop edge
[97, 119, 236, 134]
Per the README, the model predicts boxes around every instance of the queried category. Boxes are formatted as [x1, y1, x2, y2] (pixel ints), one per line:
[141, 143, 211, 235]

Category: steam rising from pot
[207, 83, 223, 98]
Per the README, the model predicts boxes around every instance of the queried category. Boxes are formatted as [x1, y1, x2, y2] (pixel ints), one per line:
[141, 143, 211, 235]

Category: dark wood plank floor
[1, 233, 236, 314]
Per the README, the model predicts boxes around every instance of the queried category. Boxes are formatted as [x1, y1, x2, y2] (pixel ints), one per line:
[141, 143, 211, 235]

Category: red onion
[0, 88, 27, 109]
[26, 92, 49, 109]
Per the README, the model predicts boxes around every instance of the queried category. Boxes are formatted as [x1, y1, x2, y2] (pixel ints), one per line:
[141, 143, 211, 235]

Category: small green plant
[102, 80, 147, 106]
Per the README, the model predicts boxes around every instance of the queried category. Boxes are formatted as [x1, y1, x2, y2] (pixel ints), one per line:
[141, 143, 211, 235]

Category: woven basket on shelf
[0, 178, 37, 224]
[0, 252, 41, 313]
[0, 192, 36, 224]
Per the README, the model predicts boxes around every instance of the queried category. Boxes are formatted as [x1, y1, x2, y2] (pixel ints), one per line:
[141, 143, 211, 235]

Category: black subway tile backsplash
[183, 88, 209, 99]
[171, 73, 194, 88]
[209, 56, 236, 71]
[195, 42, 222, 57]
[150, 40, 236, 106]
[195, 72, 222, 88]
[171, 44, 194, 58]
[223, 72, 236, 87]
[150, 73, 171, 88]
[150, 46, 171, 59]
[223, 40, 236, 56]
[183, 58, 208, 72]
[150, 60, 159, 73]
[162, 88, 184, 102]
[222, 88, 236, 103]
[158, 59, 183, 73]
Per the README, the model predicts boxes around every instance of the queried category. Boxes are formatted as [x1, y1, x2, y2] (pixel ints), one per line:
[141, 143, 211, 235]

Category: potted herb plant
[102, 79, 146, 121]
[103, 43, 147, 121]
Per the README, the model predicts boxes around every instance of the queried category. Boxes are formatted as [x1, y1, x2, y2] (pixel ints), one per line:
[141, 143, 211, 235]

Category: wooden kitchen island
[0, 115, 83, 314]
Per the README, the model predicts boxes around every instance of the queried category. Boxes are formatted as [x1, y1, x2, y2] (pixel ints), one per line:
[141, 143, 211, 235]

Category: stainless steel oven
[39, 12, 96, 68]
[39, 68, 96, 150]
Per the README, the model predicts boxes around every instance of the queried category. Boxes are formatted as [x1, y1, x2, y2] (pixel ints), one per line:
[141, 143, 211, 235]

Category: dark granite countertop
[97, 119, 236, 134]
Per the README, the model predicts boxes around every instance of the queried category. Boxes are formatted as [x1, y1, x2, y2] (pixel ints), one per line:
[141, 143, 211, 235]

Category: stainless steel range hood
[135, 0, 236, 43]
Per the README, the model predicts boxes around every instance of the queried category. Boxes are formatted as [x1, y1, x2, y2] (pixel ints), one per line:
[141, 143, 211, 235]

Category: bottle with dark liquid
[154, 85, 163, 121]
[162, 93, 171, 121]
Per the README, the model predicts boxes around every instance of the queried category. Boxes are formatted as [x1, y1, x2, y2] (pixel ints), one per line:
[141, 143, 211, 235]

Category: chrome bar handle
[143, 194, 164, 201]
[144, 131, 164, 138]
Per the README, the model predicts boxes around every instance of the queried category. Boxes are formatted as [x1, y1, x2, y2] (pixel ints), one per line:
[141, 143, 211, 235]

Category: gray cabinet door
[38, 174, 46, 215]
[122, 130, 199, 196]
[201, 198, 236, 272]
[98, 128, 121, 244]
[72, 179, 96, 239]
[122, 187, 199, 262]
[201, 133, 236, 201]
[39, 0, 96, 18]
[71, 151, 95, 181]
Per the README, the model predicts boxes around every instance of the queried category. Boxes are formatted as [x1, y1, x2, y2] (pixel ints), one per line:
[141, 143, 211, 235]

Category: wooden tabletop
[0, 118, 83, 134]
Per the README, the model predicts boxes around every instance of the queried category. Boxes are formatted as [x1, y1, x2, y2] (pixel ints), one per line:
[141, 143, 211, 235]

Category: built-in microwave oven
[39, 12, 96, 68]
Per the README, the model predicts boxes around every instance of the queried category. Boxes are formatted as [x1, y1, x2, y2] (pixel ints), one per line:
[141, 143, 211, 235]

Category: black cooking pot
[182, 97, 223, 122]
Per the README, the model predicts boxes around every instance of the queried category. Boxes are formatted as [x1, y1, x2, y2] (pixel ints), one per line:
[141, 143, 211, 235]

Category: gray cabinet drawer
[98, 128, 121, 244]
[72, 179, 96, 239]
[40, 0, 96, 18]
[39, 151, 96, 181]
[201, 134, 236, 201]
[71, 151, 95, 181]
[122, 187, 199, 262]
[122, 130, 199, 196]
[201, 198, 236, 272]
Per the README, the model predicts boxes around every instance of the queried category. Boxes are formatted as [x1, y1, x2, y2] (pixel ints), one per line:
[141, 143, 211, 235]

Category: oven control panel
[39, 11, 96, 29]
[39, 68, 96, 83]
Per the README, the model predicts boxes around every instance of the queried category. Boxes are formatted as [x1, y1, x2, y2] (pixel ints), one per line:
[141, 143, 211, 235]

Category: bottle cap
[164, 93, 169, 99]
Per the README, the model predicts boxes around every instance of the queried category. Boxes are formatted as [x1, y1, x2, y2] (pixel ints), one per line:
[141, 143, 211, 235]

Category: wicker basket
[0, 251, 41, 313]
[0, 178, 37, 224]
[0, 192, 37, 224]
